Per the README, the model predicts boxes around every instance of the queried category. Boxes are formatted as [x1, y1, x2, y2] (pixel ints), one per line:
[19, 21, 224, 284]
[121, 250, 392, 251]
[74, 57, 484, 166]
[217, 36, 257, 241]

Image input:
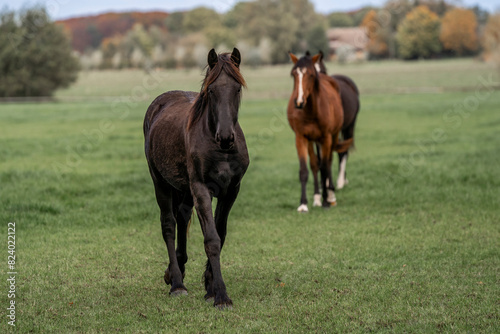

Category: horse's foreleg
[320, 136, 336, 207]
[296, 136, 309, 212]
[154, 184, 188, 295]
[190, 181, 232, 309]
[308, 142, 321, 207]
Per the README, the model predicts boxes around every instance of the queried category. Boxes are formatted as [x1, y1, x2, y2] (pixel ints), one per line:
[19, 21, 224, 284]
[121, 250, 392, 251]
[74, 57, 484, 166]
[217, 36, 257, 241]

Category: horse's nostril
[230, 133, 235, 142]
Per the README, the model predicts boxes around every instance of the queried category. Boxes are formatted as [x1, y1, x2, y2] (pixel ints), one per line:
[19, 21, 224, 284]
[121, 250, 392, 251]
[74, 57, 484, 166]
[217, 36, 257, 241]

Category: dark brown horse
[314, 50, 360, 191]
[287, 52, 352, 212]
[144, 48, 248, 309]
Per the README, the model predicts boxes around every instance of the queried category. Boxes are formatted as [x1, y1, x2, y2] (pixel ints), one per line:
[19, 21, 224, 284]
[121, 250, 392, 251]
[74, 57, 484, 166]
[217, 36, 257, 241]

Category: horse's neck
[304, 91, 320, 116]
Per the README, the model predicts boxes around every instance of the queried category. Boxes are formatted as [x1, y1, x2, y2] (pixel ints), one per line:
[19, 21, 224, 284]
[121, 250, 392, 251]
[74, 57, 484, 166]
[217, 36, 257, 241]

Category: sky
[0, 0, 498, 20]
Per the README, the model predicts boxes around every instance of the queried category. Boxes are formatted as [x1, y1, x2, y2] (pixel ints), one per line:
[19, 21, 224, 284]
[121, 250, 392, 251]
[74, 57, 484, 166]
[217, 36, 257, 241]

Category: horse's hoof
[297, 204, 309, 212]
[327, 189, 337, 203]
[215, 303, 233, 310]
[330, 201, 337, 207]
[170, 288, 188, 297]
[313, 194, 322, 207]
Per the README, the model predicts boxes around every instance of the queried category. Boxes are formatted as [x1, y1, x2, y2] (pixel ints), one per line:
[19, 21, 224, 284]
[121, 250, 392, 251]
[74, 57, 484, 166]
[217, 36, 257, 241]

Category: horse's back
[331, 75, 360, 129]
[144, 90, 197, 191]
[317, 73, 344, 133]
[144, 90, 197, 136]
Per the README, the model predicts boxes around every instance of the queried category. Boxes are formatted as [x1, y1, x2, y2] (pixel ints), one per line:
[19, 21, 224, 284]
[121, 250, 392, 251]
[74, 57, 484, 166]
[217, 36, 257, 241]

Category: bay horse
[287, 52, 352, 212]
[314, 50, 360, 191]
[144, 48, 248, 309]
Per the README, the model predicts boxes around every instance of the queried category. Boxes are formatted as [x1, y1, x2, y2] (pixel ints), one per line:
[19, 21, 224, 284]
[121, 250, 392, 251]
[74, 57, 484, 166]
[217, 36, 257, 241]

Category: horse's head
[305, 50, 327, 74]
[289, 52, 321, 109]
[196, 48, 246, 150]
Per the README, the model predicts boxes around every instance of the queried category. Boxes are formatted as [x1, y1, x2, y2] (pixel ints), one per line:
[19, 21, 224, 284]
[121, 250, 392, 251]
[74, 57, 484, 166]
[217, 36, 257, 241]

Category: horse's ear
[318, 50, 324, 61]
[289, 52, 298, 64]
[312, 53, 321, 64]
[305, 50, 311, 56]
[208, 48, 218, 69]
[231, 48, 241, 68]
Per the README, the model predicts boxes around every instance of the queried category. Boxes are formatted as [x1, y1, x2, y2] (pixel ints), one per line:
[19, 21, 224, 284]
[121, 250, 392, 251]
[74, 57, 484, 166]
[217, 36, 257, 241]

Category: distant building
[327, 27, 369, 62]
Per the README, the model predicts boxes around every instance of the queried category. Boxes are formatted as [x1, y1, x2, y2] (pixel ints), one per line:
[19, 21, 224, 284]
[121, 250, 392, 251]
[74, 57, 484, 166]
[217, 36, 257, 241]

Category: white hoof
[313, 194, 322, 207]
[327, 189, 336, 204]
[297, 204, 309, 212]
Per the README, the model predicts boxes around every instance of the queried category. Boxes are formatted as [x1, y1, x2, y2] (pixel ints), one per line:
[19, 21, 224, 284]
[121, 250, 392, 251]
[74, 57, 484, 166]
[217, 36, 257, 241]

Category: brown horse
[144, 48, 248, 309]
[287, 52, 352, 212]
[313, 50, 360, 190]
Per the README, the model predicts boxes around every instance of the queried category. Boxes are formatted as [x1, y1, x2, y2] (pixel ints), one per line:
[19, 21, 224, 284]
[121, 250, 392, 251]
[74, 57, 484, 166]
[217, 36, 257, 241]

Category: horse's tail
[335, 138, 354, 153]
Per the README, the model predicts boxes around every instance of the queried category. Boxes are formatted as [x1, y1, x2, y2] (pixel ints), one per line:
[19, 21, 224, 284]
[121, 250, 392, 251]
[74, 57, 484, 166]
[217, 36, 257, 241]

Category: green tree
[0, 7, 79, 97]
[205, 26, 236, 49]
[228, 0, 317, 64]
[306, 24, 329, 54]
[396, 6, 441, 59]
[182, 7, 220, 33]
[328, 12, 354, 27]
[165, 12, 184, 34]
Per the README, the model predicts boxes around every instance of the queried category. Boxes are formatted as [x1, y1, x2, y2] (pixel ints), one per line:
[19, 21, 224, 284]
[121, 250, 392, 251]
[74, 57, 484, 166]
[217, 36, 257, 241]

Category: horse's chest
[289, 111, 327, 141]
[204, 159, 244, 195]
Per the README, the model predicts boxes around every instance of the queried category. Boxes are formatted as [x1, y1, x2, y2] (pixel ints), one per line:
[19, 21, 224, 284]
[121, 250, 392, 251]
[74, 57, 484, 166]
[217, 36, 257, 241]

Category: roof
[327, 27, 368, 50]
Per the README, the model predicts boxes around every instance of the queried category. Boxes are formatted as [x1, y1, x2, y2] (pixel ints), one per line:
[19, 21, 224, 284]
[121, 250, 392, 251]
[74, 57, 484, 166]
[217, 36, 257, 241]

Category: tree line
[60, 0, 499, 69]
[0, 1, 499, 96]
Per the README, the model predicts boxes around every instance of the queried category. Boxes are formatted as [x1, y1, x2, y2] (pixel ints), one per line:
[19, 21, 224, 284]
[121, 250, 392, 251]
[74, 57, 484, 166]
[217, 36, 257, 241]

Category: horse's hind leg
[337, 126, 354, 189]
[337, 151, 348, 189]
[309, 142, 321, 207]
[174, 193, 193, 279]
[154, 184, 188, 295]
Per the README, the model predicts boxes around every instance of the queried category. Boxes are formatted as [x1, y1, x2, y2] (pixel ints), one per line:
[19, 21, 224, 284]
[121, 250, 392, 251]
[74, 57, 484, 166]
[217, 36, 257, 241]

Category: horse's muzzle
[294, 99, 305, 109]
[216, 131, 235, 150]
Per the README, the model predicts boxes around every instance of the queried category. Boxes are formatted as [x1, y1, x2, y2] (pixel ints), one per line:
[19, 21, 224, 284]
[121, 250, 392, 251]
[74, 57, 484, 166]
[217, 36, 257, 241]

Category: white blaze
[296, 68, 306, 105]
[315, 63, 321, 73]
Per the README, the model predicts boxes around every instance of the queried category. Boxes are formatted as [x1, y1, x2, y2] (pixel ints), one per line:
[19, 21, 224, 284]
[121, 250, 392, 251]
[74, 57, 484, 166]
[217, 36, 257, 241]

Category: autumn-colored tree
[440, 8, 478, 55]
[57, 12, 169, 52]
[396, 6, 441, 59]
[360, 9, 390, 58]
[482, 14, 500, 67]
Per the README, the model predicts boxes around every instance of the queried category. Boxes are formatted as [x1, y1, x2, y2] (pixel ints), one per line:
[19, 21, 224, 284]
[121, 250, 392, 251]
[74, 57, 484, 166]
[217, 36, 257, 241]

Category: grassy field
[1, 58, 499, 333]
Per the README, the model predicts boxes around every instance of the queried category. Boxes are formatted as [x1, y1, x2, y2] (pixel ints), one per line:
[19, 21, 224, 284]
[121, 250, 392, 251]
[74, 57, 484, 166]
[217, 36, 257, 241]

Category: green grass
[1, 58, 499, 333]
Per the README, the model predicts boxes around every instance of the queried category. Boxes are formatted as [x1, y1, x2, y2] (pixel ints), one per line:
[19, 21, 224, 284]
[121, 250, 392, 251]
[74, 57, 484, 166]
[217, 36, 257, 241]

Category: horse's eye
[236, 87, 241, 94]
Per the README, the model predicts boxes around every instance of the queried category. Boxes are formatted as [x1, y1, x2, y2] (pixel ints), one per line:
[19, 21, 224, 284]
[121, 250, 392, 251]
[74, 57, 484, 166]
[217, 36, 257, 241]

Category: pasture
[1, 58, 499, 332]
